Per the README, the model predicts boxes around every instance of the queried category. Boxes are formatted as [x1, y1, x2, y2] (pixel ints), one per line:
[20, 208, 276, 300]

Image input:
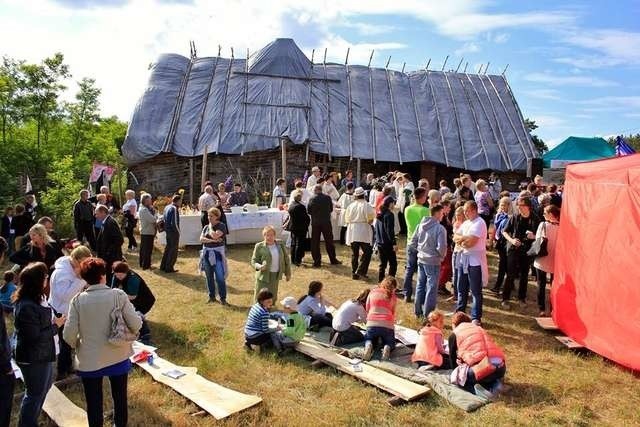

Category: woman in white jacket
[48, 245, 91, 379]
[533, 205, 560, 317]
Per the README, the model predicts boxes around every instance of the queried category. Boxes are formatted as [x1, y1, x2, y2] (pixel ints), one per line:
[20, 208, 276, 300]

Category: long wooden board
[42, 385, 88, 427]
[535, 317, 559, 331]
[136, 356, 262, 419]
[295, 340, 430, 401]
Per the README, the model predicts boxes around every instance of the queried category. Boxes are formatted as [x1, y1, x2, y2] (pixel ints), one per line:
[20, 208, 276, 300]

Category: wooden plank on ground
[295, 340, 430, 401]
[136, 356, 262, 419]
[535, 317, 559, 331]
[555, 336, 584, 349]
[42, 384, 88, 427]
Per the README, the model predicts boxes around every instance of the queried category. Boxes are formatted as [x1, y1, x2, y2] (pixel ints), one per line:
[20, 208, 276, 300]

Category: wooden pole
[356, 158, 361, 186]
[441, 55, 449, 71]
[280, 138, 287, 181]
[201, 144, 208, 190]
[189, 158, 194, 204]
[271, 160, 276, 189]
[455, 57, 464, 73]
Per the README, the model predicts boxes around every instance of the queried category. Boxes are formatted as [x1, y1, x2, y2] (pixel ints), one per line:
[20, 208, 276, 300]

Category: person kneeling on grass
[330, 288, 369, 346]
[411, 310, 450, 370]
[244, 288, 283, 354]
[448, 312, 506, 399]
[363, 276, 398, 361]
[297, 281, 335, 330]
[274, 296, 307, 349]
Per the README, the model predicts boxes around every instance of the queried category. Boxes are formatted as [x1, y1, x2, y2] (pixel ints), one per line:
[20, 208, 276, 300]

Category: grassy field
[7, 239, 640, 426]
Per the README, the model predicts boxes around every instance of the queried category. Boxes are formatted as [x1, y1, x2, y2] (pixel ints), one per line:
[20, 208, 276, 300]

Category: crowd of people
[0, 166, 564, 424]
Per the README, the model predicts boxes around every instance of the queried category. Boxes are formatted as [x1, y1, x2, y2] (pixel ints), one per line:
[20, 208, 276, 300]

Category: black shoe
[312, 263, 321, 268]
[165, 269, 178, 273]
[352, 274, 360, 280]
[405, 297, 413, 303]
[360, 275, 370, 281]
[330, 260, 343, 265]
[207, 298, 217, 304]
[220, 300, 229, 306]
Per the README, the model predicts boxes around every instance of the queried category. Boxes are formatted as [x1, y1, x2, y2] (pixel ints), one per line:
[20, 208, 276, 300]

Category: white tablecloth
[157, 209, 341, 246]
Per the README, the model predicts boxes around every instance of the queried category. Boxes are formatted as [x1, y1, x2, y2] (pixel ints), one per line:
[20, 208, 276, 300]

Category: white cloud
[556, 29, 640, 68]
[524, 72, 618, 87]
[521, 88, 564, 101]
[338, 21, 396, 36]
[454, 42, 480, 56]
[532, 115, 566, 129]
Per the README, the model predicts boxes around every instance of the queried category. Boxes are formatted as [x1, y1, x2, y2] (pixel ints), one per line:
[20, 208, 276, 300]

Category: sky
[1, 0, 639, 149]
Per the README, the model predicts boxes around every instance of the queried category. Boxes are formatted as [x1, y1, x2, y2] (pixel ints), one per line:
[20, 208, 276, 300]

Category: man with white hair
[306, 166, 321, 191]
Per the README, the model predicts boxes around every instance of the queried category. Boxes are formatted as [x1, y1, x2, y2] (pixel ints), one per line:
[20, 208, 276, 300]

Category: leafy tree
[66, 77, 101, 152]
[524, 118, 549, 154]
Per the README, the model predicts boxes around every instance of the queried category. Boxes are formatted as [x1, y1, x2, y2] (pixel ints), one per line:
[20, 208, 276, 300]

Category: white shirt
[268, 244, 280, 273]
[332, 300, 366, 332]
[323, 182, 340, 201]
[460, 216, 487, 266]
[122, 198, 138, 216]
[533, 221, 559, 274]
[306, 174, 318, 191]
[198, 193, 216, 211]
[344, 200, 375, 245]
[337, 192, 355, 226]
[368, 189, 380, 206]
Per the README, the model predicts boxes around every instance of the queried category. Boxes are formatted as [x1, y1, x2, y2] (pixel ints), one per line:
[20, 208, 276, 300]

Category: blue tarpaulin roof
[123, 38, 537, 171]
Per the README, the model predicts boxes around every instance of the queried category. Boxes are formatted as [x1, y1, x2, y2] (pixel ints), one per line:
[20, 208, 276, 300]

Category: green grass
[6, 240, 640, 426]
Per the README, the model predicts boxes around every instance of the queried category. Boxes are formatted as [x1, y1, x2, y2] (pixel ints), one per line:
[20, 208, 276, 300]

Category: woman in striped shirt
[244, 288, 282, 353]
[363, 276, 398, 361]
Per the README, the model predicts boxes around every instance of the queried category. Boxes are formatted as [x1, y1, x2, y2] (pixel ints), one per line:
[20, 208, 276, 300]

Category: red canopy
[552, 154, 640, 370]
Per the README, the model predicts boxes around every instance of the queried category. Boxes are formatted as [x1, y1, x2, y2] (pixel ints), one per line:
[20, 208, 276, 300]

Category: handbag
[527, 222, 548, 257]
[108, 292, 139, 346]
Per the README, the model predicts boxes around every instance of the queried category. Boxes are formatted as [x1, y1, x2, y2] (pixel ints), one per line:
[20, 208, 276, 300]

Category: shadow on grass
[146, 320, 206, 361]
[125, 393, 175, 426]
[502, 381, 558, 408]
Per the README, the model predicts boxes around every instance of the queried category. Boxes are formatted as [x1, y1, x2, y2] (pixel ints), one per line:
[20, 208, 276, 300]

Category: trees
[524, 118, 549, 154]
[0, 53, 127, 234]
[607, 134, 640, 153]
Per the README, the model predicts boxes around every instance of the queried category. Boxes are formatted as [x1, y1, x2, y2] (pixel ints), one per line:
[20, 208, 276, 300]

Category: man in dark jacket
[160, 195, 181, 273]
[306, 184, 341, 268]
[73, 189, 96, 249]
[0, 237, 13, 427]
[287, 190, 310, 266]
[94, 205, 124, 279]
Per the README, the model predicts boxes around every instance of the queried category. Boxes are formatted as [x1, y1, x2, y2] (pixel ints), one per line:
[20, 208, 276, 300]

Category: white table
[157, 209, 341, 246]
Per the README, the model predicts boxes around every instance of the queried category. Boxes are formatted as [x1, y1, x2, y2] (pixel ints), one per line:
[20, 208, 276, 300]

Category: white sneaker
[363, 341, 373, 361]
[472, 319, 482, 326]
[381, 345, 392, 361]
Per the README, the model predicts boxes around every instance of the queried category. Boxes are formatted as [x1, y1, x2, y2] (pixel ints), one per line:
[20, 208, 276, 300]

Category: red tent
[552, 154, 640, 370]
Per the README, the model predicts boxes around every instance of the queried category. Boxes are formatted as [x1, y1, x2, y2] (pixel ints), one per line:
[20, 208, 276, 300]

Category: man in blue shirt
[160, 195, 181, 273]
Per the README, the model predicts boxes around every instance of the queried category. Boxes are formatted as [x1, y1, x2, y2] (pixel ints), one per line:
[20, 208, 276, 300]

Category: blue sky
[1, 0, 638, 148]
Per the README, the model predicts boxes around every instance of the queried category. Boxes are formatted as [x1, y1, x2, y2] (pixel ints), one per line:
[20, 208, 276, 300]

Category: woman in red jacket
[448, 312, 506, 398]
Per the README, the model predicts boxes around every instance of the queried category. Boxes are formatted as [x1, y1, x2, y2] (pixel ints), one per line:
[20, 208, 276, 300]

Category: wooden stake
[201, 144, 208, 190]
[455, 57, 464, 73]
[441, 55, 449, 71]
[271, 160, 276, 189]
[356, 158, 361, 186]
[281, 138, 287, 180]
[189, 158, 194, 204]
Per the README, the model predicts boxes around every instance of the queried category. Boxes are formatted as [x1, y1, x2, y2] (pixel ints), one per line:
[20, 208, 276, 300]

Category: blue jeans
[365, 326, 396, 349]
[451, 251, 460, 296]
[455, 265, 483, 321]
[415, 263, 441, 317]
[403, 248, 418, 299]
[18, 361, 54, 427]
[203, 251, 227, 302]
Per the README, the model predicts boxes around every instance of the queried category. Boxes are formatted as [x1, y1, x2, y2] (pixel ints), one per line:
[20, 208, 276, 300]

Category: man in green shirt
[402, 187, 429, 302]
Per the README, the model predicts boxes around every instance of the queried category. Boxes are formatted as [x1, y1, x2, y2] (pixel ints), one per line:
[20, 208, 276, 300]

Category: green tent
[542, 136, 615, 168]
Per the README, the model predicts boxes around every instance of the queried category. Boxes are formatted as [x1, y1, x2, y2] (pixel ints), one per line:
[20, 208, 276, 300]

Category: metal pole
[306, 49, 315, 164]
[502, 75, 537, 156]
[426, 70, 450, 166]
[486, 75, 530, 161]
[345, 48, 353, 160]
[368, 50, 377, 163]
[240, 48, 250, 155]
[441, 55, 449, 71]
[215, 49, 234, 154]
[474, 74, 513, 170]
[443, 71, 467, 169]
[385, 64, 402, 164]
[408, 73, 426, 161]
[323, 48, 332, 162]
[459, 77, 491, 169]
[455, 57, 464, 73]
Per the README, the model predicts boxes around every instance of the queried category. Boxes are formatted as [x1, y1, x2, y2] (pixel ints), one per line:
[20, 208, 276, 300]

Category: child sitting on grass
[411, 310, 450, 370]
[244, 288, 283, 353]
[0, 271, 17, 313]
[275, 296, 307, 348]
[363, 276, 398, 361]
[298, 281, 335, 330]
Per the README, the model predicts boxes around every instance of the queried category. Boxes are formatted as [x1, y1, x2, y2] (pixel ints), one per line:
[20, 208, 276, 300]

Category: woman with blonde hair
[10, 223, 63, 272]
[49, 245, 92, 379]
[251, 225, 291, 302]
[363, 276, 398, 361]
[474, 179, 494, 228]
[199, 207, 229, 305]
